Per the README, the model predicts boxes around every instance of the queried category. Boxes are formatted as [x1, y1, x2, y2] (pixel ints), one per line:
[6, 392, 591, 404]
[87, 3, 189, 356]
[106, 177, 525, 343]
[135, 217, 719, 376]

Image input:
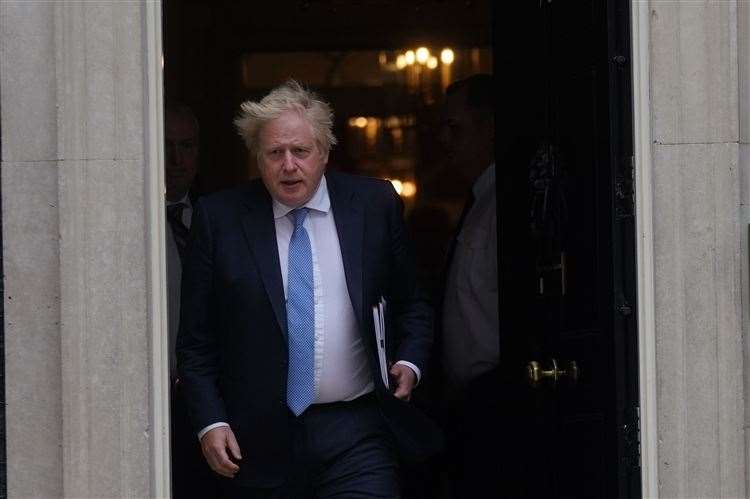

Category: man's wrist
[394, 360, 421, 385]
[198, 422, 230, 440]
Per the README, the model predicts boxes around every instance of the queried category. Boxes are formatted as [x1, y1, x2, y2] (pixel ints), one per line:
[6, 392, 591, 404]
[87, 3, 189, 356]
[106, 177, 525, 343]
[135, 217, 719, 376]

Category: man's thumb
[226, 430, 242, 460]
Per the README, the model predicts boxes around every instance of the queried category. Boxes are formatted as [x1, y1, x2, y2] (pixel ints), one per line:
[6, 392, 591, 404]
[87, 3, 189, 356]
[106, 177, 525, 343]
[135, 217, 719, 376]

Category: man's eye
[293, 148, 310, 156]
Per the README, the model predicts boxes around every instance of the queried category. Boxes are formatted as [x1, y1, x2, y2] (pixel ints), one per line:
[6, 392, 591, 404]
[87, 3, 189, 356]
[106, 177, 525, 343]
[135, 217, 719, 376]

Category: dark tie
[167, 203, 189, 266]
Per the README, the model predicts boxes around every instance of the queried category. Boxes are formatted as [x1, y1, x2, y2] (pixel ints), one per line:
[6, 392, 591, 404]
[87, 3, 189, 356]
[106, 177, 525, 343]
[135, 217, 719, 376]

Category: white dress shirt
[442, 164, 499, 395]
[198, 177, 419, 438]
[273, 176, 373, 404]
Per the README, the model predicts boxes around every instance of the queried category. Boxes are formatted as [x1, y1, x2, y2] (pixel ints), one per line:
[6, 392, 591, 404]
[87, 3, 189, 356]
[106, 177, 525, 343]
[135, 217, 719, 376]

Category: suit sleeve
[176, 200, 228, 433]
[384, 184, 433, 375]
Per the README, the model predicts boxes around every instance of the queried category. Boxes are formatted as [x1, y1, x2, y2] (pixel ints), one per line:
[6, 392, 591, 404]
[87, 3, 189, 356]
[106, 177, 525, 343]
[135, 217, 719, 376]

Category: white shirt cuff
[198, 422, 230, 440]
[395, 360, 421, 385]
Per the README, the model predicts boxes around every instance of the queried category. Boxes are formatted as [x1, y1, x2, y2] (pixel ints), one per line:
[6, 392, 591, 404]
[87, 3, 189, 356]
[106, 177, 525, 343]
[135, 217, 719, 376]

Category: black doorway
[496, 1, 641, 497]
[163, 1, 640, 497]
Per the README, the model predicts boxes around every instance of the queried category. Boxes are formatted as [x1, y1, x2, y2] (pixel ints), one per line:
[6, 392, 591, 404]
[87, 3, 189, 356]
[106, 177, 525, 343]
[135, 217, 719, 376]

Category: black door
[495, 1, 640, 497]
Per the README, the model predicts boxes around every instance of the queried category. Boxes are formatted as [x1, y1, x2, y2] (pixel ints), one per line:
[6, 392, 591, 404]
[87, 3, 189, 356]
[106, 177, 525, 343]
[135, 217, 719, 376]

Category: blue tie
[286, 208, 315, 416]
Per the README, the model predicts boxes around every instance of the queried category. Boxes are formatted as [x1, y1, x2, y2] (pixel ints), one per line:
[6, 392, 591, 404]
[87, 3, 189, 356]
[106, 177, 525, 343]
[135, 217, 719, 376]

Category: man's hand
[389, 363, 417, 401]
[200, 426, 242, 478]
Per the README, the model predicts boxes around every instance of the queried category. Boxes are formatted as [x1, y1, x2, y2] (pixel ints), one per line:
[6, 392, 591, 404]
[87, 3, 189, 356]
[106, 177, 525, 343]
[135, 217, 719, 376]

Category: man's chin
[276, 187, 310, 207]
[280, 197, 307, 208]
[166, 189, 189, 202]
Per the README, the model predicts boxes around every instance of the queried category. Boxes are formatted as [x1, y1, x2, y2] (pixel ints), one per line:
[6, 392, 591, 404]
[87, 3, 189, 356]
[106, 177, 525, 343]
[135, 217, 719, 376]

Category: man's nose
[173, 147, 185, 165]
[165, 143, 176, 166]
[281, 150, 296, 171]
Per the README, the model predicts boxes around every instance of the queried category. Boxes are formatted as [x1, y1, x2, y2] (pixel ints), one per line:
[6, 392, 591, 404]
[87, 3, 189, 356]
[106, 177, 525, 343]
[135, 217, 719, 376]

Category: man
[438, 74, 498, 400]
[165, 102, 200, 376]
[165, 103, 221, 498]
[176, 80, 441, 498]
[436, 74, 499, 497]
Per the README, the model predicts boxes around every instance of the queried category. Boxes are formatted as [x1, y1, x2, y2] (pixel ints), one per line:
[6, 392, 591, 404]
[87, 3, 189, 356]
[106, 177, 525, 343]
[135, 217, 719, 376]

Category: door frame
[142, 1, 659, 497]
[144, 1, 172, 497]
[630, 1, 658, 497]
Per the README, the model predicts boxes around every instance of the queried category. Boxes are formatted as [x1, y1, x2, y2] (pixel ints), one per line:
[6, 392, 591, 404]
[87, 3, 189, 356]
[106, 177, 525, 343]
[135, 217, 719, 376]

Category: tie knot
[290, 208, 309, 229]
[167, 203, 185, 220]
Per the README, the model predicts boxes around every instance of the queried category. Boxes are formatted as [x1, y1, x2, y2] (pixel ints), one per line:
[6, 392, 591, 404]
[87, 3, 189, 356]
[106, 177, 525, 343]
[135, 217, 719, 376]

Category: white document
[372, 297, 389, 389]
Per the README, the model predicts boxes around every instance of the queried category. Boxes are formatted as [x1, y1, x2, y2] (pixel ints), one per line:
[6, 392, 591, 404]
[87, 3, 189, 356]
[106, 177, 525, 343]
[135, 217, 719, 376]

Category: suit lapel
[240, 183, 288, 341]
[327, 173, 365, 332]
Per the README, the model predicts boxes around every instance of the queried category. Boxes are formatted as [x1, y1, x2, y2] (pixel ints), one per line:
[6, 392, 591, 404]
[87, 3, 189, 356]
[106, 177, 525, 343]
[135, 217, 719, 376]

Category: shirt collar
[166, 192, 192, 208]
[472, 163, 495, 199]
[272, 175, 331, 220]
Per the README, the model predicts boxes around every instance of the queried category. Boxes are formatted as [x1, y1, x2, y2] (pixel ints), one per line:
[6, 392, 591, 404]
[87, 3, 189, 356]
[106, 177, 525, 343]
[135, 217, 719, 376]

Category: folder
[372, 296, 389, 389]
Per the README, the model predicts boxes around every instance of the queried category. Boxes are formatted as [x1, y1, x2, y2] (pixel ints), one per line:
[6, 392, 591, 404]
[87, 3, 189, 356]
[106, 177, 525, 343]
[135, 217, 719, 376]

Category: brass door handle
[527, 358, 579, 388]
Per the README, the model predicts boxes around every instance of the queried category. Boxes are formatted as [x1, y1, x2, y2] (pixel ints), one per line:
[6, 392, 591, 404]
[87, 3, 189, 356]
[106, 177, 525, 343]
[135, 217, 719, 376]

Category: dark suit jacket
[176, 171, 443, 487]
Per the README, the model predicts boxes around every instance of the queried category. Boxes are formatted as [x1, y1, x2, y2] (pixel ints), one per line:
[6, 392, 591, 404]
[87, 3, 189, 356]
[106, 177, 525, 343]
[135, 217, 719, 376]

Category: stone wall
[739, 0, 750, 494]
[1, 2, 155, 497]
[1, 1, 749, 498]
[650, 1, 746, 497]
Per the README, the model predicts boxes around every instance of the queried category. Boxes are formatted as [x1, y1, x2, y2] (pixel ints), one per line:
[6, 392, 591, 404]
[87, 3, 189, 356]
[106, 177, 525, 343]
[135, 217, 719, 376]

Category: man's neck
[166, 191, 189, 204]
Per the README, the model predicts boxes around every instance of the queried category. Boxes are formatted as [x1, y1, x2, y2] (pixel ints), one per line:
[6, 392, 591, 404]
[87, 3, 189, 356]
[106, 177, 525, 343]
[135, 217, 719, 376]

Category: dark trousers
[221, 393, 400, 499]
[171, 382, 223, 499]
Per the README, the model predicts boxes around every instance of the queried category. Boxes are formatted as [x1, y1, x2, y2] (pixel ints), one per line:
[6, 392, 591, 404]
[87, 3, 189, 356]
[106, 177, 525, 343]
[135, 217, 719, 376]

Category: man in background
[437, 74, 499, 498]
[166, 102, 199, 376]
[165, 103, 220, 498]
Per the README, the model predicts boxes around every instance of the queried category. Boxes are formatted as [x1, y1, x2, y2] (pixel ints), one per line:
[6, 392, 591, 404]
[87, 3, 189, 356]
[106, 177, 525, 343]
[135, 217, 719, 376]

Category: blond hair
[234, 80, 337, 158]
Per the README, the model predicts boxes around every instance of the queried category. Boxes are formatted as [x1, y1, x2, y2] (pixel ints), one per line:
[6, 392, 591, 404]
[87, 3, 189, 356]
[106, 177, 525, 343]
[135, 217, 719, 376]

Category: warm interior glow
[426, 56, 438, 69]
[365, 118, 379, 149]
[400, 181, 417, 197]
[404, 50, 416, 65]
[396, 54, 407, 69]
[415, 47, 430, 64]
[384, 116, 401, 128]
[353, 116, 368, 128]
[385, 179, 416, 198]
[390, 128, 404, 149]
[440, 48, 455, 65]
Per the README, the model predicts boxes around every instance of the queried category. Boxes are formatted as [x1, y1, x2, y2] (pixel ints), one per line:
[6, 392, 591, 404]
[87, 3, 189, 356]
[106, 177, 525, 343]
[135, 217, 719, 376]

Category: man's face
[257, 110, 328, 207]
[438, 92, 493, 183]
[165, 111, 199, 202]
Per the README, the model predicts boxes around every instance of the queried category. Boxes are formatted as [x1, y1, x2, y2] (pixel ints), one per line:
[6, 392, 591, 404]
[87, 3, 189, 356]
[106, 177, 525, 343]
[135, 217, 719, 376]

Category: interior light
[390, 179, 404, 195]
[440, 48, 455, 65]
[354, 116, 368, 128]
[416, 47, 430, 64]
[405, 50, 416, 65]
[427, 56, 438, 69]
[396, 54, 407, 69]
[385, 116, 401, 128]
[401, 181, 417, 197]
